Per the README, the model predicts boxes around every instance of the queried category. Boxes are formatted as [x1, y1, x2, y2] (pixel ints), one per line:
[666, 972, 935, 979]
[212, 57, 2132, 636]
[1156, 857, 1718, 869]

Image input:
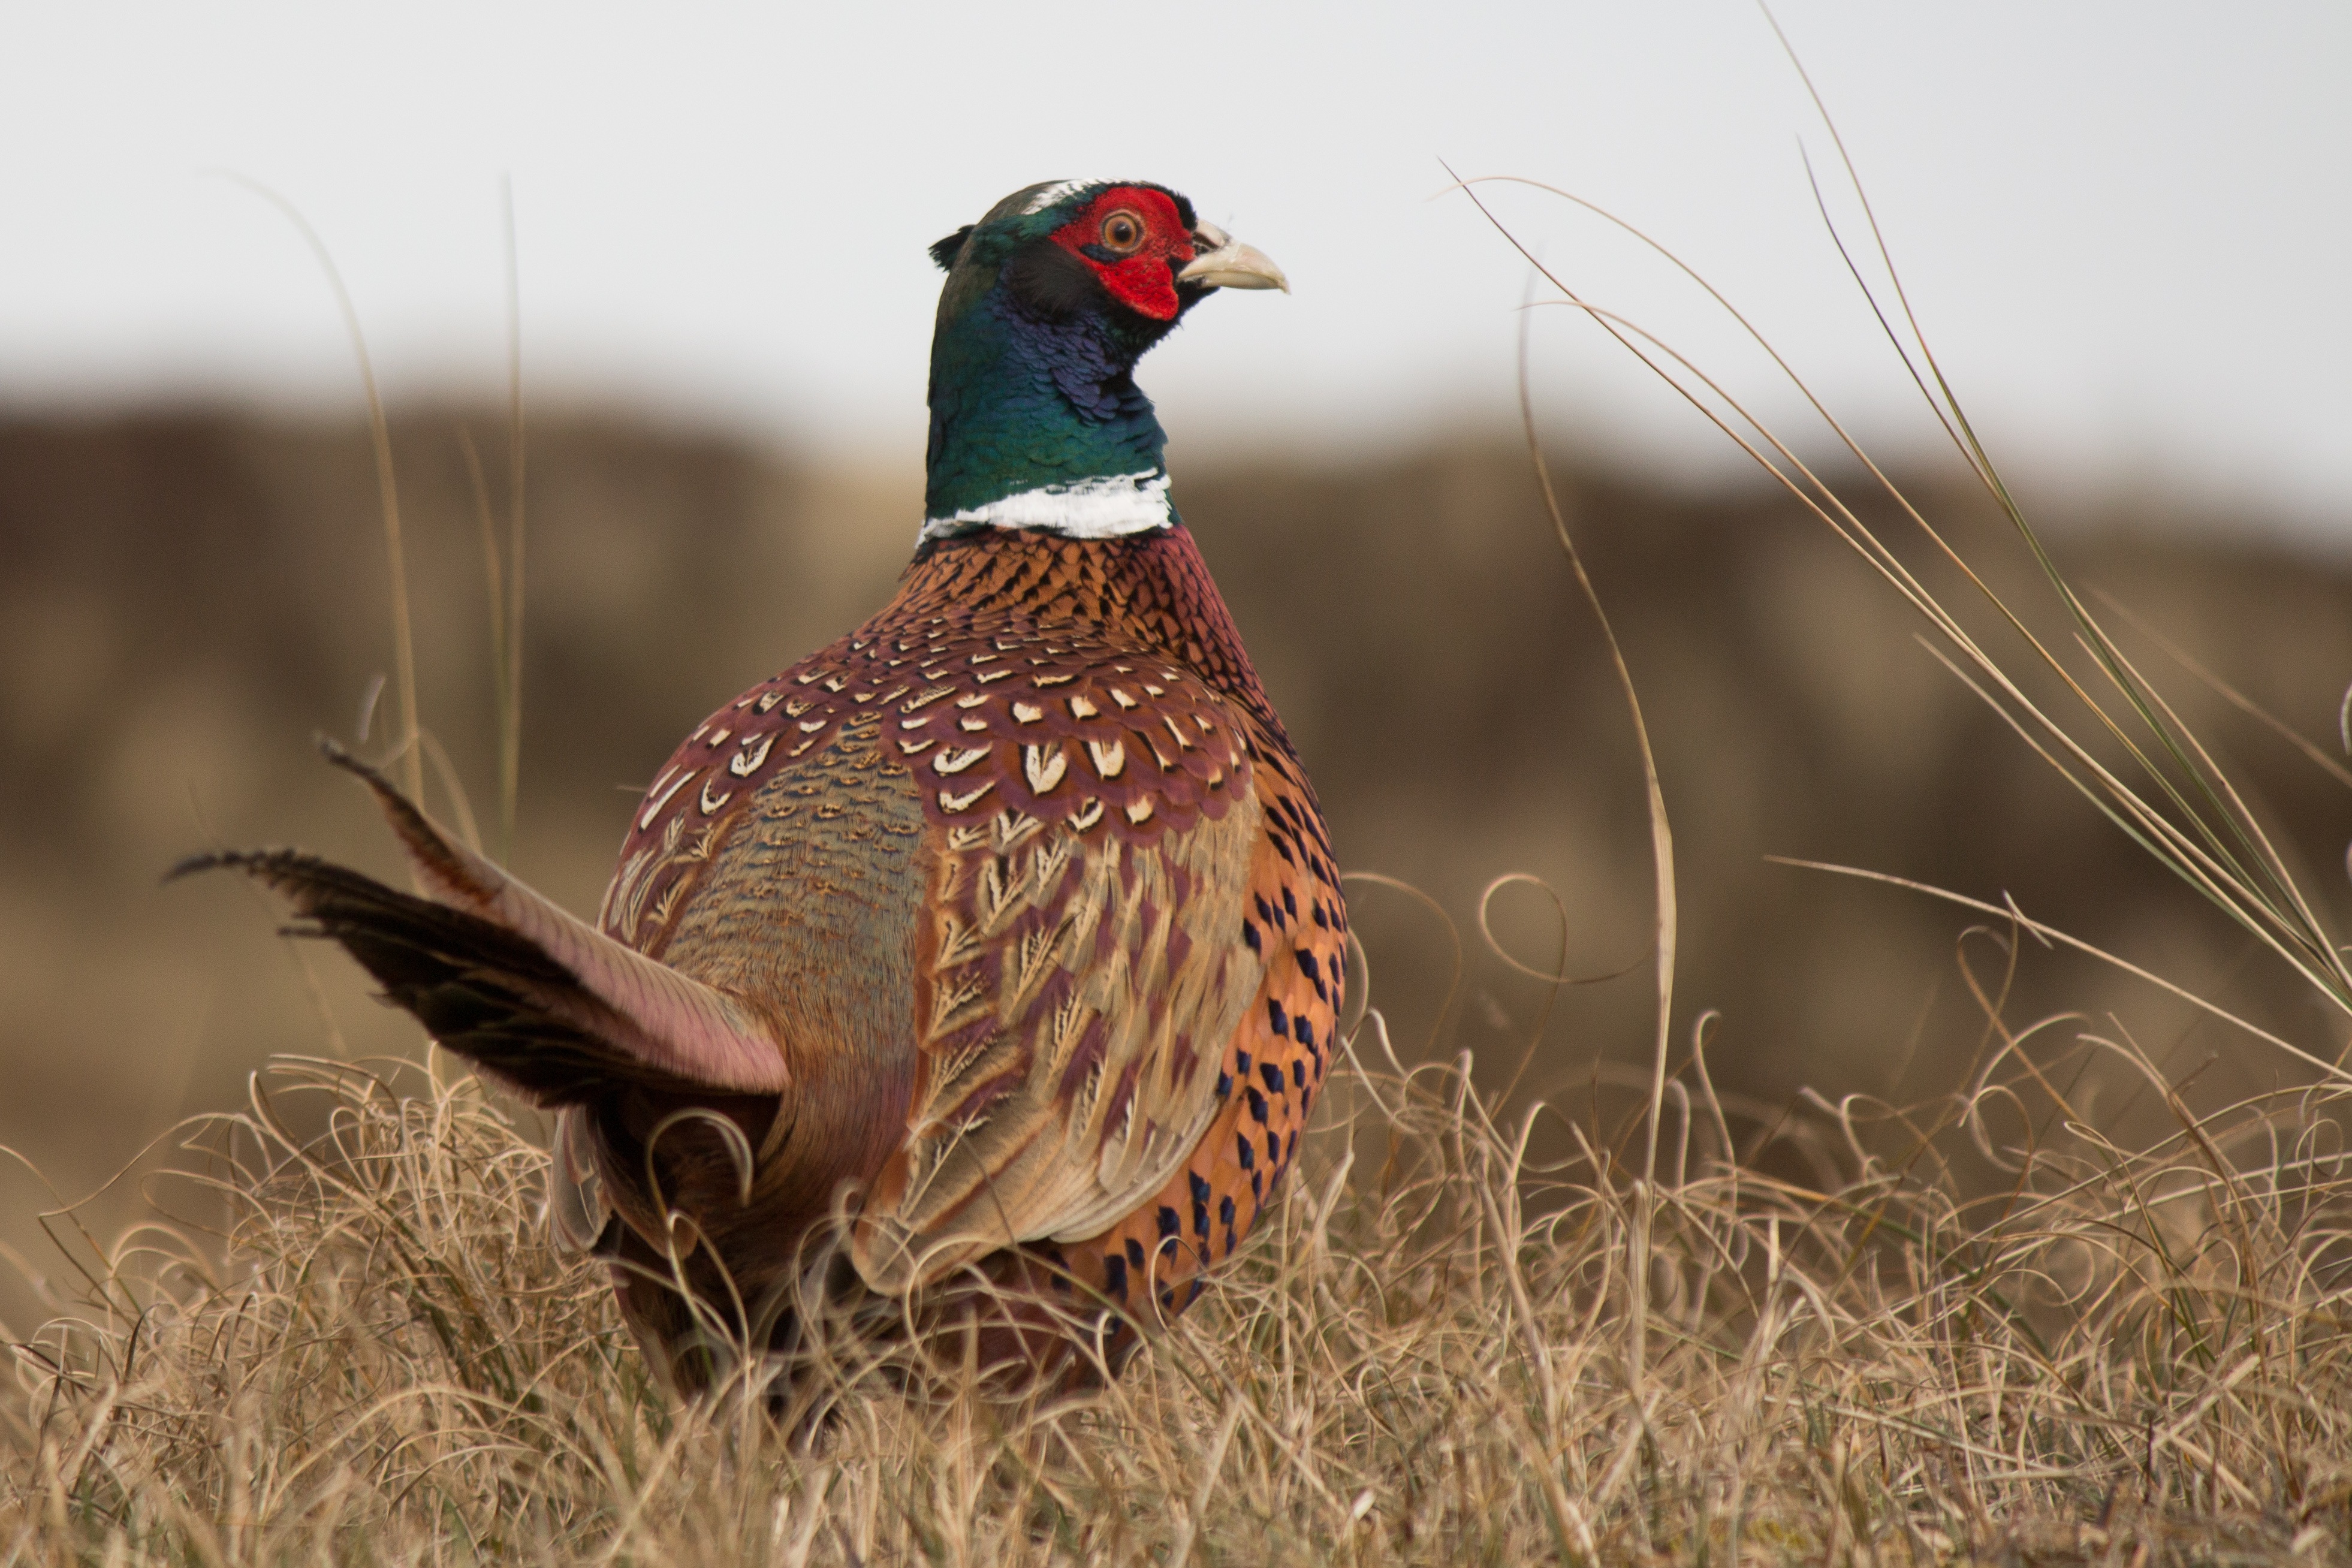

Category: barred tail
[171, 740, 789, 1106]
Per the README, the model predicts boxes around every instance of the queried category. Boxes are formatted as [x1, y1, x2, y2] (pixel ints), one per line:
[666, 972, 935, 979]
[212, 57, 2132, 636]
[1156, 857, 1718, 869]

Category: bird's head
[919, 180, 1286, 544]
[928, 179, 1286, 335]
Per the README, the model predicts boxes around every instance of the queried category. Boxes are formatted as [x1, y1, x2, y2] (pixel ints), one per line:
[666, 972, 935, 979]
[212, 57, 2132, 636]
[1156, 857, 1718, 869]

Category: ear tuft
[928, 225, 975, 271]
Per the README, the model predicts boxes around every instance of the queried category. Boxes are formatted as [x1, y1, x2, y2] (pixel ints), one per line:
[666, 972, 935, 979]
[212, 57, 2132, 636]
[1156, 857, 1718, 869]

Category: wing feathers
[852, 785, 1264, 1291]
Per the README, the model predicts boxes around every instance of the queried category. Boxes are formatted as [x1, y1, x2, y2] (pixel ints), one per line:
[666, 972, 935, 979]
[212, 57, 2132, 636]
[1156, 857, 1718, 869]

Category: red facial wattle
[1049, 186, 1194, 322]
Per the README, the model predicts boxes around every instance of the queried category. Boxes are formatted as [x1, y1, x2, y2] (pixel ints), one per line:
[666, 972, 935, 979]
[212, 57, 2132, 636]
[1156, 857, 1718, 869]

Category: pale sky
[2, 2, 2345, 532]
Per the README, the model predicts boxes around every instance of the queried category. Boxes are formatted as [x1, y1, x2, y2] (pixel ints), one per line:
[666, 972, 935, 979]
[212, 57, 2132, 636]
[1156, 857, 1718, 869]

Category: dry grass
[2, 997, 2348, 1564]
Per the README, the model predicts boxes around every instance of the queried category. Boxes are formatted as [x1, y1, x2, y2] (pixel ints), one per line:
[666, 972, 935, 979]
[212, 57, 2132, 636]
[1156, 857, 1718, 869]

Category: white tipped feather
[1021, 179, 1097, 215]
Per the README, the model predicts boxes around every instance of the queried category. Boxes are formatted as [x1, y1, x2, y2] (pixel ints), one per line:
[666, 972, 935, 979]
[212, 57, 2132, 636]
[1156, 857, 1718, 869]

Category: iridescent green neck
[921, 257, 1178, 542]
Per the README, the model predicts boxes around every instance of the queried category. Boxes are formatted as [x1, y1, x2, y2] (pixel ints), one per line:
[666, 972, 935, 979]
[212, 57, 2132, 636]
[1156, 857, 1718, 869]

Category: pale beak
[1178, 220, 1289, 293]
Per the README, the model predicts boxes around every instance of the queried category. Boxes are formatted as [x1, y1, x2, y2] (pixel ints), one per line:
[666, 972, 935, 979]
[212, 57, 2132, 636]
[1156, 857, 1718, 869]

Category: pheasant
[181, 179, 1347, 1400]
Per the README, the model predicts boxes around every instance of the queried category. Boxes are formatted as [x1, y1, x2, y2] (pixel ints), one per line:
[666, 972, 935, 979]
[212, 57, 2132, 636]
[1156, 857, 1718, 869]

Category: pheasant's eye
[1098, 210, 1146, 254]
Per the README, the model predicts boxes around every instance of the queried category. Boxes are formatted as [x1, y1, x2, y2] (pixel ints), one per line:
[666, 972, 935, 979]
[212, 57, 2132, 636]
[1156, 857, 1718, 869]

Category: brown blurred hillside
[3, 410, 2348, 1307]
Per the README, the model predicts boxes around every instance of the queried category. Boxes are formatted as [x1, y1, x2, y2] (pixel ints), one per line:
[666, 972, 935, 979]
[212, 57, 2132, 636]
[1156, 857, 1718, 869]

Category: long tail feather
[171, 740, 789, 1105]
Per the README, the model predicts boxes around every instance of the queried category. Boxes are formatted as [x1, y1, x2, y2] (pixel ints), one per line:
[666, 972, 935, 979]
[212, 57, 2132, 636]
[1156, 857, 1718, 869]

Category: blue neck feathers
[921, 253, 1181, 541]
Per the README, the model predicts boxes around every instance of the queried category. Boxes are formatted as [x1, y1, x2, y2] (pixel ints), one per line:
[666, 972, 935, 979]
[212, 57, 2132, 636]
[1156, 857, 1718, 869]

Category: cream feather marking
[851, 786, 1267, 1292]
[1042, 725, 1347, 1320]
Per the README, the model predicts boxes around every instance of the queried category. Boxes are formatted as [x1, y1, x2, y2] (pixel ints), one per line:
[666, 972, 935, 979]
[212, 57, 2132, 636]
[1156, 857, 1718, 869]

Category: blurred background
[3, 2, 2348, 1316]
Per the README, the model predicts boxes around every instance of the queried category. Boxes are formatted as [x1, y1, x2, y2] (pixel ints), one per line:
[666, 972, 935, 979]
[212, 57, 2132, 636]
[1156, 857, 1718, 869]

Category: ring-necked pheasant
[181, 179, 1347, 1400]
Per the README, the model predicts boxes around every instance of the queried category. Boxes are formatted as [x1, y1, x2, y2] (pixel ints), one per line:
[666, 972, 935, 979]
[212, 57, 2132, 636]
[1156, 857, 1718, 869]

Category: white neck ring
[918, 469, 1173, 545]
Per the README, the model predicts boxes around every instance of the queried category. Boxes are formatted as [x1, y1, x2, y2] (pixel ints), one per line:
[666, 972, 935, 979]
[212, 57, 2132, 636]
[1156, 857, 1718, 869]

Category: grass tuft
[5, 1015, 2347, 1563]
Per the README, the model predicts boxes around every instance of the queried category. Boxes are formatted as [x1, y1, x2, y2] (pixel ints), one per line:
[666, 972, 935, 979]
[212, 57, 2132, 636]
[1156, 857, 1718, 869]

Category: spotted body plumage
[596, 527, 1345, 1356]
[182, 177, 1332, 1400]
